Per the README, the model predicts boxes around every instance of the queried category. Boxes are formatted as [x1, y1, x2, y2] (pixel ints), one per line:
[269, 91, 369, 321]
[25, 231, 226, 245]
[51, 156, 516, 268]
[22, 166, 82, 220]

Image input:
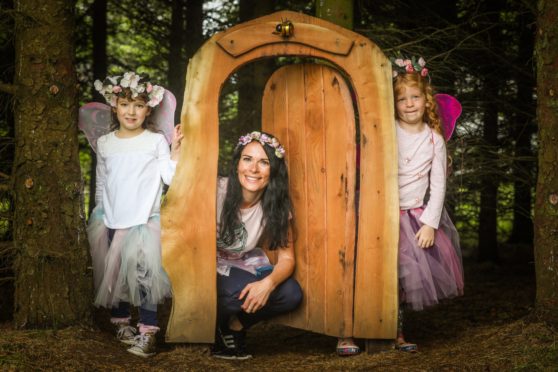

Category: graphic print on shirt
[217, 222, 248, 253]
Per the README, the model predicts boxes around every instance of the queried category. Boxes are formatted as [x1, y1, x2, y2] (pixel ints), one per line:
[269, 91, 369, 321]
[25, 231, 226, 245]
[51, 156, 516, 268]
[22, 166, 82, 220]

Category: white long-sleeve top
[397, 123, 447, 229]
[95, 130, 177, 229]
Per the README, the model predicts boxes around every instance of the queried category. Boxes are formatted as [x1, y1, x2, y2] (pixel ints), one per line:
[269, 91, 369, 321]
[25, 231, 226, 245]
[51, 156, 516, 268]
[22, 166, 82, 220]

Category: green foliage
[67, 0, 536, 259]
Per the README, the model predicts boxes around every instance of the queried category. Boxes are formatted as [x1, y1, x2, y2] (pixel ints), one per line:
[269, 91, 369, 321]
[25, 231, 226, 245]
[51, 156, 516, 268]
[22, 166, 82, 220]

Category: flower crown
[236, 131, 286, 159]
[391, 56, 429, 78]
[94, 72, 165, 108]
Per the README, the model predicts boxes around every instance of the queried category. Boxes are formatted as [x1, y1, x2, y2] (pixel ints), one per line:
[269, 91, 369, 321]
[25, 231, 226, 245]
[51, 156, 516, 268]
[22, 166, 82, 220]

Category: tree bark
[508, 13, 536, 248]
[168, 0, 186, 124]
[477, 77, 500, 262]
[316, 0, 353, 30]
[236, 0, 275, 134]
[534, 0, 558, 322]
[477, 0, 504, 263]
[13, 0, 91, 327]
[88, 0, 108, 216]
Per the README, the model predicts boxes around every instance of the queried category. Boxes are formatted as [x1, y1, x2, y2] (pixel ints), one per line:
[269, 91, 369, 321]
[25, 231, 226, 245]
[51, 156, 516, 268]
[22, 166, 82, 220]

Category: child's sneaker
[127, 332, 156, 358]
[115, 322, 137, 345]
[211, 327, 252, 360]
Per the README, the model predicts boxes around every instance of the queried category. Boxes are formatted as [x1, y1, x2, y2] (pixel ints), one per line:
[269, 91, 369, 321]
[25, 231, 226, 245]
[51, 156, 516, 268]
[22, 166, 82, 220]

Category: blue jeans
[217, 267, 302, 330]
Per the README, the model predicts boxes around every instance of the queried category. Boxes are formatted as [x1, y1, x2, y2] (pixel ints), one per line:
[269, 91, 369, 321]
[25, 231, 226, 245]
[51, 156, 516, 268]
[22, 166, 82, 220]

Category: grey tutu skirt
[88, 206, 171, 308]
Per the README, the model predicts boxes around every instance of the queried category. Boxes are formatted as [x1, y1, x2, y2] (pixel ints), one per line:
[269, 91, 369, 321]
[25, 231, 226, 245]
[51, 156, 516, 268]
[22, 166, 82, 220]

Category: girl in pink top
[392, 57, 464, 352]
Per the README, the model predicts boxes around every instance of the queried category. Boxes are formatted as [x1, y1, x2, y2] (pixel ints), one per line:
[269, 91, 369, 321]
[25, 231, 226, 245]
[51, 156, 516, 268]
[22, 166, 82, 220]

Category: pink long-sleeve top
[397, 123, 447, 229]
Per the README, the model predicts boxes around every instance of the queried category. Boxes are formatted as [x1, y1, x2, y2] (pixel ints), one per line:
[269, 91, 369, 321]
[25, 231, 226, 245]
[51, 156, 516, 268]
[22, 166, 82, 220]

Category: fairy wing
[78, 102, 112, 153]
[150, 89, 176, 145]
[435, 93, 462, 141]
[78, 89, 177, 152]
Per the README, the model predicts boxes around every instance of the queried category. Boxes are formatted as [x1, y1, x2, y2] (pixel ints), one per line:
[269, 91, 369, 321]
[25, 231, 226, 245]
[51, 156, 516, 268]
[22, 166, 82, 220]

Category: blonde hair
[393, 73, 443, 138]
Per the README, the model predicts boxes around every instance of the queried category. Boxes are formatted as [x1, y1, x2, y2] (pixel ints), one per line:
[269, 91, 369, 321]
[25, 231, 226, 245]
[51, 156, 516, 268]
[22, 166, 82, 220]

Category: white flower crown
[93, 72, 165, 108]
[236, 131, 286, 159]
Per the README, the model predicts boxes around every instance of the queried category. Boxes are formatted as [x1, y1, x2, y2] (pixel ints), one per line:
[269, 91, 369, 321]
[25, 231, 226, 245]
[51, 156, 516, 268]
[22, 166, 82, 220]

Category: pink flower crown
[236, 131, 286, 159]
[94, 72, 165, 108]
[391, 56, 429, 78]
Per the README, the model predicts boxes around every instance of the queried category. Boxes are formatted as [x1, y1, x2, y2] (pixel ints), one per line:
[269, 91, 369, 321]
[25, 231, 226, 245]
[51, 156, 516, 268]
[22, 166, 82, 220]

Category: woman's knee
[277, 278, 303, 311]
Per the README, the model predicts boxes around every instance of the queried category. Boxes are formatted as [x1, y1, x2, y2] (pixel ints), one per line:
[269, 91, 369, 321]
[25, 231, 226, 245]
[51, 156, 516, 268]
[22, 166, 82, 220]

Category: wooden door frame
[162, 10, 398, 343]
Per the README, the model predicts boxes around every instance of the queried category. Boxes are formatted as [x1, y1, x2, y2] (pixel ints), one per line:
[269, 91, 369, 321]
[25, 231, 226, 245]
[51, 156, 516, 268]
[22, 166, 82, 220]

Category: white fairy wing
[151, 89, 177, 145]
[434, 93, 462, 141]
[78, 102, 112, 152]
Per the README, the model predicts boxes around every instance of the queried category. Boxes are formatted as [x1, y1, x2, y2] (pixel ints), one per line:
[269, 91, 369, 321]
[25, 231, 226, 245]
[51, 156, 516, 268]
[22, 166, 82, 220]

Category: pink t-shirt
[215, 177, 271, 276]
[397, 123, 447, 229]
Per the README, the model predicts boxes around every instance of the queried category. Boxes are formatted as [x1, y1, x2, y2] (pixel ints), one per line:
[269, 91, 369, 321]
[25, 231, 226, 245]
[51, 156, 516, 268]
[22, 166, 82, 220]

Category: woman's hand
[415, 224, 435, 248]
[170, 124, 184, 161]
[239, 277, 274, 313]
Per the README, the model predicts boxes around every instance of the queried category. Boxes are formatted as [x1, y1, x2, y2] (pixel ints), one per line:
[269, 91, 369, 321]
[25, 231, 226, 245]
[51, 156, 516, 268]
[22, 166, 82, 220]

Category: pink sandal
[395, 337, 418, 353]
[336, 338, 360, 356]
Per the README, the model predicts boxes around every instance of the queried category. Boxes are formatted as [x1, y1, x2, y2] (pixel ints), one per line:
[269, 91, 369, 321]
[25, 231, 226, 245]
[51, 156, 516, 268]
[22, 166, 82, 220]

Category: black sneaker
[212, 327, 252, 360]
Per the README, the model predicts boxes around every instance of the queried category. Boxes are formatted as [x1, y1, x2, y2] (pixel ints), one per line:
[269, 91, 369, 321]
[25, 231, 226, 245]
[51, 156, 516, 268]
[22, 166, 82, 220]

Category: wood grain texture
[262, 64, 357, 337]
[217, 22, 354, 57]
[162, 10, 398, 343]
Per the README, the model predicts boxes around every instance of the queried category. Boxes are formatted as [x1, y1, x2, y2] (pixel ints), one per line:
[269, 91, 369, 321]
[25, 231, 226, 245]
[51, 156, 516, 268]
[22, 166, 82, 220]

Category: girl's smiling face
[115, 97, 151, 137]
[395, 85, 426, 130]
[237, 141, 271, 206]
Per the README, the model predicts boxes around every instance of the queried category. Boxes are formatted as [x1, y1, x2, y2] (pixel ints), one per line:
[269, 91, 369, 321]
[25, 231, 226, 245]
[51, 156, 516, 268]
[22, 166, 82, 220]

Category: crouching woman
[212, 131, 302, 360]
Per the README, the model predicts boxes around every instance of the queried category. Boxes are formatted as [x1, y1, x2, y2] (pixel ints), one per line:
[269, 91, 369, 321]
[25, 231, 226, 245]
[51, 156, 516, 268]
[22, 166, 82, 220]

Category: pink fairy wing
[78, 102, 112, 152]
[435, 93, 462, 141]
[78, 89, 176, 152]
[151, 89, 177, 144]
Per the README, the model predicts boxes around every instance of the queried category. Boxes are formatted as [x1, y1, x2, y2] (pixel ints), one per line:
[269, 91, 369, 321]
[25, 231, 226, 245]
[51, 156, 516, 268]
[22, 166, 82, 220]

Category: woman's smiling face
[237, 141, 271, 205]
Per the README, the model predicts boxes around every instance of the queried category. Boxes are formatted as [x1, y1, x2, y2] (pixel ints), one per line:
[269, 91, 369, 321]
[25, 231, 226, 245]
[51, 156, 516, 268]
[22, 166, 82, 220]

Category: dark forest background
[0, 0, 550, 326]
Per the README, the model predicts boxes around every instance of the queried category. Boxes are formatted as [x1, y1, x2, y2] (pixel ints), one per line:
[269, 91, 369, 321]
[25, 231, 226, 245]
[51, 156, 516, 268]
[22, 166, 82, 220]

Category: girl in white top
[392, 58, 464, 352]
[81, 72, 182, 357]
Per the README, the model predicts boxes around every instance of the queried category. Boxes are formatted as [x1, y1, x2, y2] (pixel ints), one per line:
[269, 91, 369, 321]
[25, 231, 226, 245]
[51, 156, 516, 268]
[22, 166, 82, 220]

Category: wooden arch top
[161, 10, 399, 343]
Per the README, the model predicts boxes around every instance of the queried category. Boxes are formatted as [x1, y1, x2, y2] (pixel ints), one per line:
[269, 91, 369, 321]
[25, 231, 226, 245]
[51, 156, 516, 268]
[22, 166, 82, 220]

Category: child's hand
[415, 225, 435, 248]
[171, 124, 184, 161]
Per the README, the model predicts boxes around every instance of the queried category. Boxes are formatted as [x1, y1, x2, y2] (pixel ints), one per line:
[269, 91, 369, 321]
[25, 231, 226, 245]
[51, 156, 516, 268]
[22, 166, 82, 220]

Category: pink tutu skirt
[88, 206, 171, 308]
[399, 207, 464, 311]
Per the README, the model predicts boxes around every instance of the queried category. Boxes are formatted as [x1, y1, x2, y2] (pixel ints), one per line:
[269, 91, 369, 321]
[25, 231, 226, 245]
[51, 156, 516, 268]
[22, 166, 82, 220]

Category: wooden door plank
[301, 64, 327, 333]
[322, 68, 356, 337]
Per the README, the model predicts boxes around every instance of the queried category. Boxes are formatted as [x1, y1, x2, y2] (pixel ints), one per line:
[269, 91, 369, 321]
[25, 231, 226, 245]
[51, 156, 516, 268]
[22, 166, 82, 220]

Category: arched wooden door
[262, 64, 356, 337]
[162, 10, 398, 343]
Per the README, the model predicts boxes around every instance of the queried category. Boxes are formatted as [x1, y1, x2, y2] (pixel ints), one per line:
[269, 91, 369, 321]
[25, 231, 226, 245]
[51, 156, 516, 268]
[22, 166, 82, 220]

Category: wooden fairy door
[262, 63, 356, 337]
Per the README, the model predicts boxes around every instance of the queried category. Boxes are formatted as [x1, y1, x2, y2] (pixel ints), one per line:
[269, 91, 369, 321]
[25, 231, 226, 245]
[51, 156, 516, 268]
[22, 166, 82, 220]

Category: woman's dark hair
[219, 133, 293, 250]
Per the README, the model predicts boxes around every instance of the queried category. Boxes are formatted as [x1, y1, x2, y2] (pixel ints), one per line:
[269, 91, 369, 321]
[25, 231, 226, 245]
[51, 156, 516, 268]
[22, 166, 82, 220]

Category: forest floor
[1, 255, 557, 371]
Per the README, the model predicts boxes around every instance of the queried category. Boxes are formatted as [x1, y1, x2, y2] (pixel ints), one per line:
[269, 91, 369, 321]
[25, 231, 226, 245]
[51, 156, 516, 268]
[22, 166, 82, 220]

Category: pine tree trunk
[236, 0, 275, 134]
[477, 76, 500, 262]
[509, 15, 536, 248]
[316, 0, 353, 29]
[477, 0, 504, 263]
[168, 0, 186, 124]
[88, 0, 108, 216]
[13, 0, 91, 327]
[534, 0, 558, 322]
[168, 0, 203, 124]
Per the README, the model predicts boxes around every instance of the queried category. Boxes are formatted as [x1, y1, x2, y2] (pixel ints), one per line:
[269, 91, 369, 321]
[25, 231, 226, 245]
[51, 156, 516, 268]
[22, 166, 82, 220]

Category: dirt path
[1, 260, 556, 371]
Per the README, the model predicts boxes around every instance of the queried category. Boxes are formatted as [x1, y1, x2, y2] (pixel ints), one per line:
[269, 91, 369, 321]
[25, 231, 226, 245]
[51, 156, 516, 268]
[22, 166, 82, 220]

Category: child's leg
[111, 301, 131, 321]
[137, 302, 159, 334]
[111, 302, 137, 345]
[395, 305, 417, 352]
[127, 301, 158, 358]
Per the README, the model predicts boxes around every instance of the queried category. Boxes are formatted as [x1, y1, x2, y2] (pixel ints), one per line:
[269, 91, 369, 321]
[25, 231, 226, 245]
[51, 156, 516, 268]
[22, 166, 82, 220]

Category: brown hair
[109, 89, 158, 133]
[393, 73, 443, 138]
